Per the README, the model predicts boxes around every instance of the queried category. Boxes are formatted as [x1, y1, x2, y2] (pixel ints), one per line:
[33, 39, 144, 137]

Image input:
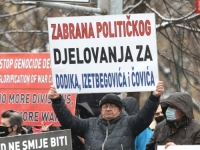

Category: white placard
[157, 145, 200, 150]
[47, 14, 158, 93]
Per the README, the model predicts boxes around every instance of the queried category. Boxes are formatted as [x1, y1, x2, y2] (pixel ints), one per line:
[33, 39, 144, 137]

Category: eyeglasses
[102, 105, 117, 110]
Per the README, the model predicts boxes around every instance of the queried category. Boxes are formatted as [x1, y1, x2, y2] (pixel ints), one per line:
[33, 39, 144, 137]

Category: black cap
[99, 94, 122, 108]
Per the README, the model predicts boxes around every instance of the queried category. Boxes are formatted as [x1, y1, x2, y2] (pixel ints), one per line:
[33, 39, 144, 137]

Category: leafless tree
[1, 0, 200, 116]
[124, 0, 200, 115]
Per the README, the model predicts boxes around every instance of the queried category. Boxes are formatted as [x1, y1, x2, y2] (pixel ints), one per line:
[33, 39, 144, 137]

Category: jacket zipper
[102, 121, 110, 150]
[121, 144, 124, 150]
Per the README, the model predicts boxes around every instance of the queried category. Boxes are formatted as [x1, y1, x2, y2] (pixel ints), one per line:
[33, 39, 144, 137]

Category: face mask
[0, 126, 11, 137]
[166, 107, 176, 120]
[155, 116, 165, 123]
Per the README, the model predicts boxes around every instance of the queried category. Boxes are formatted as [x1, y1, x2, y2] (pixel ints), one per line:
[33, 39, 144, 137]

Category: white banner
[157, 145, 200, 150]
[47, 14, 158, 93]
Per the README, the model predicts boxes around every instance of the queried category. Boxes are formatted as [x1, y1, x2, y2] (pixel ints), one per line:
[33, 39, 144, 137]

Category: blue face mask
[166, 107, 176, 120]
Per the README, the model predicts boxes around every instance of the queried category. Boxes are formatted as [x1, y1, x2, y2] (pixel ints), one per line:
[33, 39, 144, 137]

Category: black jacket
[146, 92, 200, 150]
[52, 94, 159, 150]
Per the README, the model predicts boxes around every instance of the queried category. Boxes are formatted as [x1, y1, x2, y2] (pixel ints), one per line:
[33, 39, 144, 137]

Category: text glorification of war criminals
[48, 14, 159, 93]
[0, 53, 76, 126]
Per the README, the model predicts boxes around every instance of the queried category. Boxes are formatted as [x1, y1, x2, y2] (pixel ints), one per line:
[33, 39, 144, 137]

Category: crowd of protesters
[1, 81, 200, 150]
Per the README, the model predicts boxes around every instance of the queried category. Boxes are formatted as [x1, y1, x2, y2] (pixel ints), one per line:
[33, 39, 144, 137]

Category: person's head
[161, 92, 192, 121]
[99, 94, 122, 121]
[149, 104, 165, 130]
[76, 102, 95, 119]
[0, 110, 23, 137]
[154, 105, 165, 123]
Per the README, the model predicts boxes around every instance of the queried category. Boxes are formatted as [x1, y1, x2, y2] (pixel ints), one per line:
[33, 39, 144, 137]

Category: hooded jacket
[122, 97, 139, 116]
[146, 92, 200, 150]
[51, 94, 160, 150]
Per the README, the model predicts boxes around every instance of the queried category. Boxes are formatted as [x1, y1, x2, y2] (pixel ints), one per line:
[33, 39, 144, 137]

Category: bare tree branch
[0, 6, 37, 18]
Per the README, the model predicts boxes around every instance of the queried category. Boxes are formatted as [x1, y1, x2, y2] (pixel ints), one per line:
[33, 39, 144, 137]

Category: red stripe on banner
[196, 0, 200, 13]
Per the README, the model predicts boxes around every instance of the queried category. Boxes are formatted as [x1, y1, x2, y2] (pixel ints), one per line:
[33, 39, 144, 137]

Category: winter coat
[146, 92, 200, 150]
[135, 128, 153, 150]
[121, 97, 152, 150]
[51, 94, 160, 150]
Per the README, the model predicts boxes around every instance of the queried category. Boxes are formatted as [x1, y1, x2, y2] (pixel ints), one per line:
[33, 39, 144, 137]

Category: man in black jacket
[146, 92, 200, 150]
[48, 81, 164, 150]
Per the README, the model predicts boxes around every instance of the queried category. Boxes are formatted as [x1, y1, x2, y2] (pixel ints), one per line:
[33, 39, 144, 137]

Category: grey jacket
[146, 92, 200, 150]
[51, 94, 159, 150]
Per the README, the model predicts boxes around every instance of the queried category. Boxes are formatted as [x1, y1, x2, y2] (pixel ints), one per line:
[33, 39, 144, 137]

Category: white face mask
[165, 107, 176, 120]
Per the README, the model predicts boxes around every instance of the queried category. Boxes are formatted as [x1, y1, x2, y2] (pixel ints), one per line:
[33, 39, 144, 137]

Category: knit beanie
[99, 94, 122, 108]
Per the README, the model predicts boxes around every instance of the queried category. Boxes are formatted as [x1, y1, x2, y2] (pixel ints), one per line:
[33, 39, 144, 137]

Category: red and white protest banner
[0, 53, 76, 126]
[48, 14, 159, 94]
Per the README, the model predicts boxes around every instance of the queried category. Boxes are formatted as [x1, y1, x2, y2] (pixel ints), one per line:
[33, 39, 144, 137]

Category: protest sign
[0, 129, 72, 150]
[157, 145, 200, 150]
[0, 53, 76, 126]
[48, 13, 159, 94]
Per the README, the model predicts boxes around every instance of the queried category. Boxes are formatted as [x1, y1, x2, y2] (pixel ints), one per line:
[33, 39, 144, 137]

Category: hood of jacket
[121, 97, 139, 115]
[161, 92, 194, 121]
